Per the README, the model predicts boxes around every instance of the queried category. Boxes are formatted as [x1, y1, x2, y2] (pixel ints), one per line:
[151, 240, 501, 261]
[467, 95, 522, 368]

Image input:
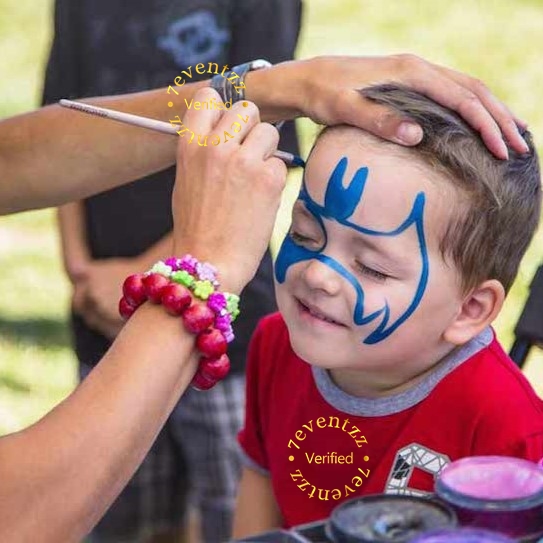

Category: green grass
[0, 0, 542, 435]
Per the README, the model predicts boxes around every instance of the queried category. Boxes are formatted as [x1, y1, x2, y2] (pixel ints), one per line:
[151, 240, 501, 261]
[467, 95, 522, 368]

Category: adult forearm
[0, 303, 198, 542]
[0, 84, 205, 216]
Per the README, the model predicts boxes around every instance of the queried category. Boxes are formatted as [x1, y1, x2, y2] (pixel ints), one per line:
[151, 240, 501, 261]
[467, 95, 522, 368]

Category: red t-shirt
[238, 313, 543, 528]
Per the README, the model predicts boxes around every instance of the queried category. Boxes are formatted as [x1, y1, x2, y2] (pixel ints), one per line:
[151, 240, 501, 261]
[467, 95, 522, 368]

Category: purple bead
[165, 257, 181, 271]
[179, 254, 198, 275]
[196, 262, 218, 282]
[224, 326, 235, 343]
[215, 314, 232, 332]
[208, 292, 227, 312]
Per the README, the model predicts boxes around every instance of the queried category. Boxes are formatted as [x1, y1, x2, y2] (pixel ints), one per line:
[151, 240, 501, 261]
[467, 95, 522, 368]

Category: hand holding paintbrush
[59, 99, 305, 168]
[61, 88, 294, 293]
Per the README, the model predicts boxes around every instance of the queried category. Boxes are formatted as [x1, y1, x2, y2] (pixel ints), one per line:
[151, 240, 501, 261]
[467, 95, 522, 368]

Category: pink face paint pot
[326, 494, 457, 543]
[435, 456, 543, 541]
[410, 528, 515, 542]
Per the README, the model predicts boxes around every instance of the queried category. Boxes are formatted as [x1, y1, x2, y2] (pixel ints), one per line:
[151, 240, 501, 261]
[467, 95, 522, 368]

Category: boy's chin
[290, 337, 348, 370]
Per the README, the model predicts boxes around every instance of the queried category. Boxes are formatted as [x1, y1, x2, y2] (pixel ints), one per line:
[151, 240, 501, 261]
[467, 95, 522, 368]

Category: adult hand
[254, 55, 528, 159]
[75, 259, 137, 339]
[172, 88, 287, 294]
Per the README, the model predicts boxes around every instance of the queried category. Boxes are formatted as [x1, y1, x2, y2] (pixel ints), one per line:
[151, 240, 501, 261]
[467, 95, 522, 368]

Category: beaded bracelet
[118, 256, 240, 391]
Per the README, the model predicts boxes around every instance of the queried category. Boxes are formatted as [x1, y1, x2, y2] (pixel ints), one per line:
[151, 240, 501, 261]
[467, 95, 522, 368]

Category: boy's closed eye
[354, 261, 390, 282]
[289, 229, 323, 249]
[289, 202, 326, 250]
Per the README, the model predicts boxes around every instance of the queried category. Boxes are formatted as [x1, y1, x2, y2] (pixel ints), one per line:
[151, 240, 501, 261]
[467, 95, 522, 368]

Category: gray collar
[312, 327, 493, 417]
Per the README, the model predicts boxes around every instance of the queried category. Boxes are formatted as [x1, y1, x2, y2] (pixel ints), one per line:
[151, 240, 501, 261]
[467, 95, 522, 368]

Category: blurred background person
[41, 1, 301, 542]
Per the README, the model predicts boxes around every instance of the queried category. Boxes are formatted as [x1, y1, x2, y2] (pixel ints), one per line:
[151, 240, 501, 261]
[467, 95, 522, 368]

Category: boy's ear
[443, 279, 505, 345]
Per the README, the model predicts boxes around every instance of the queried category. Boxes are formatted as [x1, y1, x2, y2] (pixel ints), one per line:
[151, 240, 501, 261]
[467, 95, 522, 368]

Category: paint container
[410, 528, 516, 542]
[435, 456, 543, 541]
[325, 494, 456, 543]
[292, 519, 329, 542]
[231, 529, 310, 542]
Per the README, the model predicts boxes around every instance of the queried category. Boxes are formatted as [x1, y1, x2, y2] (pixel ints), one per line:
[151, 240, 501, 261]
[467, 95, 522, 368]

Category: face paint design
[275, 157, 429, 345]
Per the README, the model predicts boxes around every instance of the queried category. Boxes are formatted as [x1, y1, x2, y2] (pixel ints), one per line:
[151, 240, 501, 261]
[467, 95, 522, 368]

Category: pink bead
[142, 273, 171, 303]
[182, 304, 215, 334]
[119, 297, 137, 320]
[161, 284, 192, 315]
[196, 328, 227, 358]
[200, 354, 231, 381]
[122, 274, 147, 307]
[191, 370, 217, 391]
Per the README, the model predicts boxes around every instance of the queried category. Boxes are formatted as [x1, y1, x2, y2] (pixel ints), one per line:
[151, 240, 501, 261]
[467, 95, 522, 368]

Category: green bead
[171, 270, 195, 287]
[226, 294, 240, 314]
[150, 261, 172, 277]
[193, 280, 214, 300]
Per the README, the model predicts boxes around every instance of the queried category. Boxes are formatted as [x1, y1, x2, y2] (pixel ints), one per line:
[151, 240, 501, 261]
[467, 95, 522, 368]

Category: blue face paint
[275, 156, 429, 345]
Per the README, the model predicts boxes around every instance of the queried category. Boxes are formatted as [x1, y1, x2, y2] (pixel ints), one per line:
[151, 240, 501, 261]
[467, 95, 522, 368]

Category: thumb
[339, 91, 423, 146]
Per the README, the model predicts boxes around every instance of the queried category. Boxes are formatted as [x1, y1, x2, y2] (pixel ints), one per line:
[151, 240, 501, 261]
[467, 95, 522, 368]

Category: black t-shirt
[42, 0, 302, 372]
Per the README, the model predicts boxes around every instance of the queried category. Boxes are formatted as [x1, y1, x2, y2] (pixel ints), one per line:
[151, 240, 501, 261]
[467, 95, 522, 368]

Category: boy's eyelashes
[354, 261, 390, 282]
[289, 229, 324, 249]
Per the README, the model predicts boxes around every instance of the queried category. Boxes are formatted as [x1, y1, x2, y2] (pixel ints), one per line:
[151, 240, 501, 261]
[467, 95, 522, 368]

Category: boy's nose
[301, 259, 342, 296]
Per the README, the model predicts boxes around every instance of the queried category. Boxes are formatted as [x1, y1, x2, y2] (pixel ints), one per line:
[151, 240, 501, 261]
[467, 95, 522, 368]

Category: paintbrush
[59, 99, 305, 168]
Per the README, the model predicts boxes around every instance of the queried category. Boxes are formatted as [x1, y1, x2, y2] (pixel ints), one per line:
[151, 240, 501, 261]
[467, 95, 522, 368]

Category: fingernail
[396, 122, 423, 145]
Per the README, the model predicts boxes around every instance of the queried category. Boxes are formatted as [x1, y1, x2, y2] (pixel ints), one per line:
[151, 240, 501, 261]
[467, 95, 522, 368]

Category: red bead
[182, 304, 215, 334]
[200, 354, 231, 381]
[196, 328, 227, 358]
[122, 274, 147, 307]
[119, 297, 137, 320]
[142, 273, 170, 303]
[161, 284, 192, 315]
[191, 370, 217, 391]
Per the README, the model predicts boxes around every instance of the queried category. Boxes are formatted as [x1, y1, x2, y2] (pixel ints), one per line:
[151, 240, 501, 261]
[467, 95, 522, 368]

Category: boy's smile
[274, 127, 465, 394]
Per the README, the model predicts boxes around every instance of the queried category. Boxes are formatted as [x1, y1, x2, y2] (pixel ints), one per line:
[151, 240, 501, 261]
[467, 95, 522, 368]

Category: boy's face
[275, 128, 465, 378]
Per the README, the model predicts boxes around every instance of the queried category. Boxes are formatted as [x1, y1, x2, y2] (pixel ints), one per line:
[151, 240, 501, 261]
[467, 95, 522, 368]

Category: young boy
[233, 84, 543, 537]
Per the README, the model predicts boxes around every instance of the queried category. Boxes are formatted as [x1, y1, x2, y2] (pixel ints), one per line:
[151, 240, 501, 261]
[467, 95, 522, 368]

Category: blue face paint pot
[325, 494, 457, 543]
[435, 456, 543, 541]
[410, 528, 516, 543]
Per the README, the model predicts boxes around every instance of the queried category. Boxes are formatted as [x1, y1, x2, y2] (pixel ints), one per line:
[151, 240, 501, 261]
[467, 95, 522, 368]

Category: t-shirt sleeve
[238, 321, 270, 472]
[41, 0, 80, 106]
